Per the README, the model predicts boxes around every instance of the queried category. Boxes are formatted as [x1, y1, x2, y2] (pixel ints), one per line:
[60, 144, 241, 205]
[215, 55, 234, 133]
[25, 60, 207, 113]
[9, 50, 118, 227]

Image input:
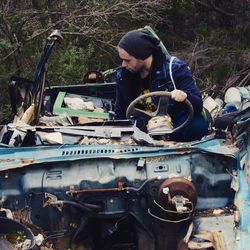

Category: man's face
[118, 47, 144, 73]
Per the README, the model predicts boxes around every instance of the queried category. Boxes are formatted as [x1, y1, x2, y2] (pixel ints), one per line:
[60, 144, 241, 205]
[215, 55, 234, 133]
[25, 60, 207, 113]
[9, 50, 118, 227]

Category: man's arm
[172, 64, 203, 115]
[114, 67, 127, 119]
[115, 80, 127, 119]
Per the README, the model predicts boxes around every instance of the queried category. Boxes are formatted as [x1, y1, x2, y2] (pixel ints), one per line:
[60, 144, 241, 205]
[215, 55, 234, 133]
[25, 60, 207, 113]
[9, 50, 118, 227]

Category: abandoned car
[0, 30, 249, 250]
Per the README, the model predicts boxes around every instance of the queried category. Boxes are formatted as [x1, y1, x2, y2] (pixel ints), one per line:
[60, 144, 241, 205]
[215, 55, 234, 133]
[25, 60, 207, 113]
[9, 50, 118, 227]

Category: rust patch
[213, 231, 227, 250]
[21, 158, 35, 164]
[188, 231, 227, 250]
[12, 209, 44, 235]
[0, 159, 15, 163]
[194, 206, 234, 217]
[176, 147, 192, 153]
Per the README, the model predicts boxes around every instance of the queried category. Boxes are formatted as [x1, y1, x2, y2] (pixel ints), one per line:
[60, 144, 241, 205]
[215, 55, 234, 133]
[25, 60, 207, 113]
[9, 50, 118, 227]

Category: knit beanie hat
[118, 30, 160, 60]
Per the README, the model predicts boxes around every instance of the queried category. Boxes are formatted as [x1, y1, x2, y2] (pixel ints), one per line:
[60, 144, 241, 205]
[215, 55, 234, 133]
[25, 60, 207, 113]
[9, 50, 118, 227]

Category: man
[115, 29, 208, 142]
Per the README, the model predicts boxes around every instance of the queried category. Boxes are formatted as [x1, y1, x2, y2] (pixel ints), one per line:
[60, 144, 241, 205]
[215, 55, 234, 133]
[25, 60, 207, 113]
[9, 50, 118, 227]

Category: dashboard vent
[46, 170, 62, 180]
[61, 147, 140, 157]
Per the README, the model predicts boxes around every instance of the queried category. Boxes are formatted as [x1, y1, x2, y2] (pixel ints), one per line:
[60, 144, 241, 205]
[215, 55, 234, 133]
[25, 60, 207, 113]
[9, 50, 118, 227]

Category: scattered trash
[80, 136, 90, 145]
[213, 209, 225, 215]
[39, 115, 73, 126]
[34, 233, 44, 246]
[64, 97, 94, 111]
[97, 138, 110, 144]
[37, 131, 63, 144]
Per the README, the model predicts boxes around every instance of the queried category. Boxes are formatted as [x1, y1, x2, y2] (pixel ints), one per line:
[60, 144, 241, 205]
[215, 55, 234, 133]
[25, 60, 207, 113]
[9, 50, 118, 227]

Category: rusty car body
[0, 30, 249, 250]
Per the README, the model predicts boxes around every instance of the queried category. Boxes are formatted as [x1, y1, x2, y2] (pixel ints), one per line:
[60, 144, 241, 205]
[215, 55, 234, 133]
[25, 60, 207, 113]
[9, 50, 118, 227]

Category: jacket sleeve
[114, 68, 127, 119]
[115, 80, 127, 119]
[173, 64, 203, 115]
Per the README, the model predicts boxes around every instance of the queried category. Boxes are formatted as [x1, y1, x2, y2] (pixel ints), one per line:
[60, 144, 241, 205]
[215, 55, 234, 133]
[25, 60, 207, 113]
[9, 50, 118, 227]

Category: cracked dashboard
[0, 140, 236, 232]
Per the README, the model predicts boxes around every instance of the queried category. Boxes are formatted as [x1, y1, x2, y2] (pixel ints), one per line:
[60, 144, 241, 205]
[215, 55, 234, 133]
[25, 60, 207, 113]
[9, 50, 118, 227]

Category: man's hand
[171, 89, 187, 102]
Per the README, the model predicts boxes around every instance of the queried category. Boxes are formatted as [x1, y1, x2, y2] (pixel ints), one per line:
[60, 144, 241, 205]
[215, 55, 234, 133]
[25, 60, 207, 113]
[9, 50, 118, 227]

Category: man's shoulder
[108, 66, 124, 83]
[115, 66, 124, 78]
[115, 67, 139, 83]
[163, 56, 187, 71]
[154, 56, 187, 80]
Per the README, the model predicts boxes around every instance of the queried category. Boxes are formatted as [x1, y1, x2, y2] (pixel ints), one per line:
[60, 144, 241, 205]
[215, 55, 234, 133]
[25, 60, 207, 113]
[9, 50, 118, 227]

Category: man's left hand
[171, 89, 187, 102]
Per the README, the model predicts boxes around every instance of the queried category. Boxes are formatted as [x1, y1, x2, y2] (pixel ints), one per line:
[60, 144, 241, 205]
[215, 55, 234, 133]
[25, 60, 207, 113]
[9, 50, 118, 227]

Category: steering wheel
[126, 91, 194, 135]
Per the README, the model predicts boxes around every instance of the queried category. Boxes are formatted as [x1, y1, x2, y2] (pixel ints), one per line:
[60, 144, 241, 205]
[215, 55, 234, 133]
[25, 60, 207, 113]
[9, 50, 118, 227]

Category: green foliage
[6, 230, 27, 244]
[0, 0, 249, 108]
[48, 43, 95, 85]
[1, 103, 11, 116]
[0, 38, 12, 50]
[211, 64, 233, 85]
[196, 24, 211, 37]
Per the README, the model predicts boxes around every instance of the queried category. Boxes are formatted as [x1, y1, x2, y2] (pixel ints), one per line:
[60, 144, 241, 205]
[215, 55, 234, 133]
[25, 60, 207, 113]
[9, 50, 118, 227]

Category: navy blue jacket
[115, 52, 203, 123]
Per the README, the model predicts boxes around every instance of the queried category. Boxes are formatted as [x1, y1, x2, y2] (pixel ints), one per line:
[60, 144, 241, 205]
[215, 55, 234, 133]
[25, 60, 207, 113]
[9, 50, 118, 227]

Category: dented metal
[0, 29, 249, 250]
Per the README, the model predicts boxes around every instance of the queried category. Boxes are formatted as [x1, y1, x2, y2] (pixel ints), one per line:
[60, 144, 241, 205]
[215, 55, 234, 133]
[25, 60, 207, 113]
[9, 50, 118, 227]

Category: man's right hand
[171, 89, 187, 102]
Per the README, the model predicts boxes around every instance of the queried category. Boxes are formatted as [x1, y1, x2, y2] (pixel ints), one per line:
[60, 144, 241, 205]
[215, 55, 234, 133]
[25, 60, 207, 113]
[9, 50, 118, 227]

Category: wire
[41, 170, 47, 204]
[43, 230, 70, 241]
[125, 176, 161, 193]
[147, 199, 194, 223]
[169, 56, 177, 90]
[49, 200, 101, 212]
[153, 199, 194, 214]
[114, 215, 128, 231]
[147, 208, 191, 224]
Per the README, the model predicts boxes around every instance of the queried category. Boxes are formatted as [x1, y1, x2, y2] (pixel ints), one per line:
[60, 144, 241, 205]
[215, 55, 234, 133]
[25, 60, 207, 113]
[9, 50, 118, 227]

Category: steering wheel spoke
[155, 96, 170, 116]
[130, 107, 153, 120]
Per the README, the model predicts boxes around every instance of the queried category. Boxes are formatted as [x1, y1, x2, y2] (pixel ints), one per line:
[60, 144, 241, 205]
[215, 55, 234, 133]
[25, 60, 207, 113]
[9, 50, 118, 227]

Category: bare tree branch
[195, 0, 235, 17]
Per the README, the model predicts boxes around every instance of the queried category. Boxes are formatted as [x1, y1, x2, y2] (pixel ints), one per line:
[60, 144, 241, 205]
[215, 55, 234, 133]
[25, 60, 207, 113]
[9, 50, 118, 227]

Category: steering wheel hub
[147, 115, 173, 135]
